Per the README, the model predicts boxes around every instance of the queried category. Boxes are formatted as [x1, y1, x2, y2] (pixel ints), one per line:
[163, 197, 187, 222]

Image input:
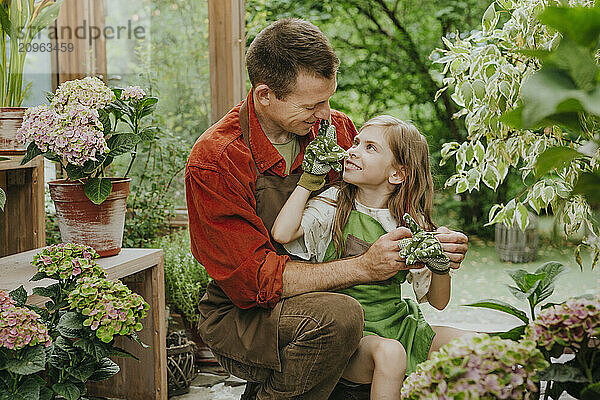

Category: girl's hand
[433, 227, 468, 269]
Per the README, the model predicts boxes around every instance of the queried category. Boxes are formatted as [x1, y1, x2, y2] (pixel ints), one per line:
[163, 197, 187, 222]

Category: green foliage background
[246, 0, 511, 237]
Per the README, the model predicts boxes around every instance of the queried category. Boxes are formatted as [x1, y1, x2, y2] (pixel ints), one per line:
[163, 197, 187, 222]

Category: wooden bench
[0, 247, 168, 400]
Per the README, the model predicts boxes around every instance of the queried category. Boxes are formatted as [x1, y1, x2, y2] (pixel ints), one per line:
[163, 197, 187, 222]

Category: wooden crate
[0, 155, 45, 256]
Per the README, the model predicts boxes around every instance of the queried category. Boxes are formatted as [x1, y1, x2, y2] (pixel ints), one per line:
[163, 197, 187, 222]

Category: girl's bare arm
[426, 272, 451, 310]
[271, 185, 311, 244]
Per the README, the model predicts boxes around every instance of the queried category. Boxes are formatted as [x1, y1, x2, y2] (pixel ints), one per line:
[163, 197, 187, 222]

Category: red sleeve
[185, 165, 288, 309]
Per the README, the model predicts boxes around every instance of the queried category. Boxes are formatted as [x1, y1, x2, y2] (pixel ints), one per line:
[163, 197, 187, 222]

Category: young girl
[272, 115, 472, 400]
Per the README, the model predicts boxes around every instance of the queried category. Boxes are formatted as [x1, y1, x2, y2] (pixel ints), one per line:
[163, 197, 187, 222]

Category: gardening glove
[398, 213, 450, 274]
[298, 119, 347, 191]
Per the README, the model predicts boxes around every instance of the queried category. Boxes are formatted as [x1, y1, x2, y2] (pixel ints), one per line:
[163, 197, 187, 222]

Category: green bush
[151, 229, 211, 329]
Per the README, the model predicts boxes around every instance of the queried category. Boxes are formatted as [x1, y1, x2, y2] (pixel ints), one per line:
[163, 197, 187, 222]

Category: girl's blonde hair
[332, 115, 436, 257]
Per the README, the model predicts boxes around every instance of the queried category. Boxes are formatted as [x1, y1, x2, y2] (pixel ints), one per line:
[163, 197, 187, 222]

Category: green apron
[323, 210, 435, 375]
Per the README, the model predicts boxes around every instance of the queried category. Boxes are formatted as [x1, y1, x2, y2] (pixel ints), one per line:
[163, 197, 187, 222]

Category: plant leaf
[32, 283, 59, 299]
[5, 345, 46, 375]
[535, 146, 585, 178]
[88, 358, 120, 381]
[537, 363, 589, 383]
[506, 269, 530, 292]
[9, 285, 27, 306]
[534, 261, 567, 303]
[0, 189, 5, 212]
[581, 382, 600, 400]
[51, 382, 80, 400]
[13, 375, 43, 400]
[0, 4, 12, 37]
[84, 178, 112, 205]
[538, 6, 600, 49]
[106, 133, 140, 157]
[72, 339, 111, 362]
[29, 0, 63, 38]
[109, 346, 139, 361]
[98, 109, 111, 135]
[491, 324, 526, 341]
[506, 285, 527, 301]
[463, 300, 529, 323]
[58, 311, 84, 330]
[572, 171, 600, 208]
[66, 362, 96, 382]
[20, 142, 42, 166]
[29, 272, 46, 282]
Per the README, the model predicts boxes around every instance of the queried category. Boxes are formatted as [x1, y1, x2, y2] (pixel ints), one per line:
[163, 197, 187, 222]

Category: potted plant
[17, 77, 159, 256]
[0, 0, 64, 153]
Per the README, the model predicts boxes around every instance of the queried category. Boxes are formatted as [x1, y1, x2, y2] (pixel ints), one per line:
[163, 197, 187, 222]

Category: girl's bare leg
[341, 335, 407, 400]
[428, 325, 476, 358]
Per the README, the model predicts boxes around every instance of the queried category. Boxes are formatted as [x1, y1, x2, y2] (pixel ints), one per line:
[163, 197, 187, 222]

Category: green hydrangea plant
[68, 275, 149, 343]
[401, 334, 548, 399]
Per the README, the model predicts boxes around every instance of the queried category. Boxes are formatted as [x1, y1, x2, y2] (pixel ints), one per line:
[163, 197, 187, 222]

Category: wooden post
[208, 0, 246, 124]
[51, 0, 108, 87]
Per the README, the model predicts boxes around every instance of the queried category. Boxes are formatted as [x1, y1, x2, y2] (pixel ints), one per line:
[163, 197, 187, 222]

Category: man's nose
[314, 101, 331, 120]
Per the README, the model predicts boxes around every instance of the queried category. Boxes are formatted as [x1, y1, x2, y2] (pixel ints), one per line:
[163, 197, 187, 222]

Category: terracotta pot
[48, 178, 131, 257]
[0, 107, 27, 155]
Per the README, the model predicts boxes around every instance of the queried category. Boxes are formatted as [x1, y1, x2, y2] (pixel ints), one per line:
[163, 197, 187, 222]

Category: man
[185, 18, 468, 399]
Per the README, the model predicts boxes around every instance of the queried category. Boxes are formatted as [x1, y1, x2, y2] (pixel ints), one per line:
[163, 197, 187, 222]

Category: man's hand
[359, 227, 420, 282]
[434, 227, 468, 269]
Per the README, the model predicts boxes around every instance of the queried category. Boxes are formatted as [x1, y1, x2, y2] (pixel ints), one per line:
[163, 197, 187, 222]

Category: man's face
[265, 71, 337, 136]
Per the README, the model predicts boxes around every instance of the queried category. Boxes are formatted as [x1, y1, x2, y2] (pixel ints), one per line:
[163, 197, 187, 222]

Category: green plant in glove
[298, 119, 347, 191]
[398, 213, 450, 274]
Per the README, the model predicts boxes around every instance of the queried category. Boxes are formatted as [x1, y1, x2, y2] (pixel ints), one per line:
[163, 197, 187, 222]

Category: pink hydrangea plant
[120, 86, 146, 101]
[526, 295, 600, 350]
[0, 289, 16, 311]
[0, 292, 51, 350]
[17, 100, 109, 166]
[50, 76, 115, 113]
[401, 334, 548, 400]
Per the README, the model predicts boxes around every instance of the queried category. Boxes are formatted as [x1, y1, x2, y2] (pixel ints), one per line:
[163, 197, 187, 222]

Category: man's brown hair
[246, 18, 340, 99]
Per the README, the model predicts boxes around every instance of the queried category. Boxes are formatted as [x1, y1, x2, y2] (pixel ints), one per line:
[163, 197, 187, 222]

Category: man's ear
[388, 166, 406, 185]
[254, 84, 272, 106]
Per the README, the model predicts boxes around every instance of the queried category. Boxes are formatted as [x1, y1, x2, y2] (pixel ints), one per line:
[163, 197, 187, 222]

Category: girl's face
[343, 126, 402, 190]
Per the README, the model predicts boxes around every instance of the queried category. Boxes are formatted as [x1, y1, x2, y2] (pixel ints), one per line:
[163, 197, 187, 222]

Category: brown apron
[197, 100, 305, 371]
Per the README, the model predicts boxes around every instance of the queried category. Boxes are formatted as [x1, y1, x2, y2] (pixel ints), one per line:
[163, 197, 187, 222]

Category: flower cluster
[526, 295, 600, 350]
[33, 243, 106, 281]
[401, 334, 548, 400]
[0, 292, 51, 350]
[50, 76, 115, 113]
[67, 276, 149, 343]
[17, 77, 113, 166]
[121, 86, 146, 101]
[0, 289, 16, 311]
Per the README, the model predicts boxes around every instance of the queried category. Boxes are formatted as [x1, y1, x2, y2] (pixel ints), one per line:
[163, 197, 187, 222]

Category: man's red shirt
[185, 91, 358, 309]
